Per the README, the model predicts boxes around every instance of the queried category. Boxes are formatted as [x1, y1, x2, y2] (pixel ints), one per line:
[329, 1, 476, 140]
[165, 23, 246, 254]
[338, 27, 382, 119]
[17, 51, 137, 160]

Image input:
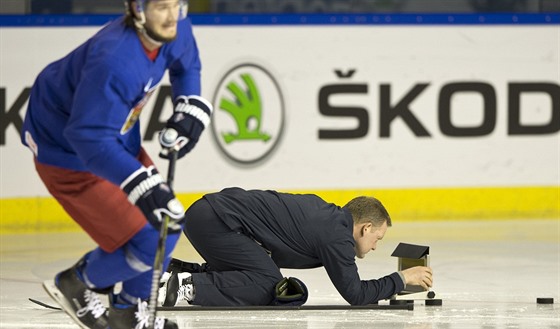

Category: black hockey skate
[43, 261, 109, 329]
[108, 298, 178, 329]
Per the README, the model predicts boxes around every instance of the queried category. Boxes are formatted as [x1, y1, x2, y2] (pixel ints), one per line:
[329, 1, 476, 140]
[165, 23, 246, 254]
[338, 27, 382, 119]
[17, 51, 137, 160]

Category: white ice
[1, 219, 558, 328]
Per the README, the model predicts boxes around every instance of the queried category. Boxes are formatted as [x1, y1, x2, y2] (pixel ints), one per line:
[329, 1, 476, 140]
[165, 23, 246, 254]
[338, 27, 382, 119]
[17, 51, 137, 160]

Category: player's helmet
[125, 0, 189, 25]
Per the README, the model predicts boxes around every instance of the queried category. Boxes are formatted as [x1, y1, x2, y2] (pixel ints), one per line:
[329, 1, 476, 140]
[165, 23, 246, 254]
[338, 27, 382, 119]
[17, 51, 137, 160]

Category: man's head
[344, 196, 391, 259]
[125, 0, 188, 44]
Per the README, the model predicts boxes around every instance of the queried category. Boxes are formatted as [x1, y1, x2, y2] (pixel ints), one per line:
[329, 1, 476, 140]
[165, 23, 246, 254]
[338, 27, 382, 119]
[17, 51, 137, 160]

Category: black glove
[159, 95, 213, 159]
[272, 277, 309, 306]
[121, 166, 185, 233]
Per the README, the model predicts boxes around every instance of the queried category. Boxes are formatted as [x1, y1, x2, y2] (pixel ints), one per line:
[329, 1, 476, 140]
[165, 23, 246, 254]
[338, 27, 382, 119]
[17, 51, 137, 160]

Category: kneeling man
[161, 187, 433, 306]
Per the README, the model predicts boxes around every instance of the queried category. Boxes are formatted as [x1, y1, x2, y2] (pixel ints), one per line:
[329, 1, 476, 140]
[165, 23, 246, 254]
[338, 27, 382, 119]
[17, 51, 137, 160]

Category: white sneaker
[162, 272, 194, 307]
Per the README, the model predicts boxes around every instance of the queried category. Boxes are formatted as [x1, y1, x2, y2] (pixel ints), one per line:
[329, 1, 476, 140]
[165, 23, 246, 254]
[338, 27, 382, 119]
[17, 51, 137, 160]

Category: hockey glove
[159, 95, 213, 159]
[272, 277, 309, 306]
[121, 166, 185, 233]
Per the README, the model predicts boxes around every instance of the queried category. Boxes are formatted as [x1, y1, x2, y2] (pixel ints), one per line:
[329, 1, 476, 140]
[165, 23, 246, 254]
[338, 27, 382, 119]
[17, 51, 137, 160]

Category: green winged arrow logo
[219, 73, 271, 144]
[211, 63, 285, 164]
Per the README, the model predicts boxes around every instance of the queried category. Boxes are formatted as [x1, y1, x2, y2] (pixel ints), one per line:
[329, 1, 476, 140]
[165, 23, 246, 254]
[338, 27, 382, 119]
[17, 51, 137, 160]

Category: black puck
[425, 299, 443, 306]
[536, 298, 554, 304]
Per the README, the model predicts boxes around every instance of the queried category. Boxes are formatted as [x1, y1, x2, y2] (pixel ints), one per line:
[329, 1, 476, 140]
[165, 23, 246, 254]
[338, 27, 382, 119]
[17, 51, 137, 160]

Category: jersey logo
[121, 79, 157, 135]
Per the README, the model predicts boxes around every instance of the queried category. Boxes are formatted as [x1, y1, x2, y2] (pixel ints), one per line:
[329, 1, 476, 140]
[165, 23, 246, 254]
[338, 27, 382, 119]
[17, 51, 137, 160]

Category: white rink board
[1, 24, 559, 197]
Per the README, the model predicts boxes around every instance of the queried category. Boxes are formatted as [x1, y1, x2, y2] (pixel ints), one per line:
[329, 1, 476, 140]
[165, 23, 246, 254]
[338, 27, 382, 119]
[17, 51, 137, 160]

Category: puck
[425, 299, 442, 306]
[536, 298, 554, 304]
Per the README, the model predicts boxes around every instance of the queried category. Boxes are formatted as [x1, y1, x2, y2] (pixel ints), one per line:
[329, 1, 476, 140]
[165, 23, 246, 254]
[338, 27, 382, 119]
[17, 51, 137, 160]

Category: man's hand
[401, 266, 433, 290]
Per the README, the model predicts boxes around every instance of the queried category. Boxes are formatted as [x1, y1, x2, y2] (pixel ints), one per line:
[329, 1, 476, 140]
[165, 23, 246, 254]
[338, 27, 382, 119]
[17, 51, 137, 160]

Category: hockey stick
[159, 304, 414, 311]
[29, 298, 413, 311]
[147, 130, 179, 328]
[29, 298, 62, 310]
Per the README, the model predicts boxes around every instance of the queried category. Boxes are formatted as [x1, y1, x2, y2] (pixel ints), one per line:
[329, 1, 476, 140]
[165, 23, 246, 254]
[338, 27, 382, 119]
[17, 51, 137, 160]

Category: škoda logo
[211, 63, 285, 164]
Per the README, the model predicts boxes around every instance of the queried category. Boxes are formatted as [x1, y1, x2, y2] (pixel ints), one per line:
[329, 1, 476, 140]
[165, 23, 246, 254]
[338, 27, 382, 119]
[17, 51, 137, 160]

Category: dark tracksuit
[183, 187, 404, 306]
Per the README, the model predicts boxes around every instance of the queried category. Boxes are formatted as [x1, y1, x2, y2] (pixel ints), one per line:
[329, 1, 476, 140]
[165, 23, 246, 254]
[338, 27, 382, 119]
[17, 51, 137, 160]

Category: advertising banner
[1, 20, 558, 231]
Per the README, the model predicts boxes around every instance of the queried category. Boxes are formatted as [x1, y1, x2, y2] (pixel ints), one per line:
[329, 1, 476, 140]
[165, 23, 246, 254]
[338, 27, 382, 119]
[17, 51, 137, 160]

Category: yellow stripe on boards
[303, 186, 560, 221]
[1, 186, 558, 234]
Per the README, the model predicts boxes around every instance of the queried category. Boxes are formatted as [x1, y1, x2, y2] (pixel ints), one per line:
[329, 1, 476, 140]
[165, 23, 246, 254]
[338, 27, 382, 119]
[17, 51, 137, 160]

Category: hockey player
[21, 1, 212, 328]
[160, 187, 433, 307]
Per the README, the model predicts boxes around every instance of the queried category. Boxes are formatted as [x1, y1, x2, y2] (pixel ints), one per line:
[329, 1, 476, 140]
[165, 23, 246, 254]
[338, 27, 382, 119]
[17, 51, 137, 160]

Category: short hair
[124, 0, 137, 28]
[123, 0, 154, 27]
[343, 196, 391, 227]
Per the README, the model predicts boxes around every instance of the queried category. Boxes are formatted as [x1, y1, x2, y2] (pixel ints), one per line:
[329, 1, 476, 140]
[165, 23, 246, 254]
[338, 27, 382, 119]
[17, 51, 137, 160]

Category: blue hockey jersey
[22, 16, 201, 185]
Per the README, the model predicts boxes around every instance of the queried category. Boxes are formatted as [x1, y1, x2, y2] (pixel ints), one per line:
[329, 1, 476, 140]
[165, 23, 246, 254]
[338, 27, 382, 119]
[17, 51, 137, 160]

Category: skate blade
[42, 280, 89, 329]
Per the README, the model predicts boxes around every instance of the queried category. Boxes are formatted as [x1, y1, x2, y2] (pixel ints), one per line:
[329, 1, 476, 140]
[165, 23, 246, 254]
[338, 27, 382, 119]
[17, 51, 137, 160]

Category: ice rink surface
[1, 219, 558, 329]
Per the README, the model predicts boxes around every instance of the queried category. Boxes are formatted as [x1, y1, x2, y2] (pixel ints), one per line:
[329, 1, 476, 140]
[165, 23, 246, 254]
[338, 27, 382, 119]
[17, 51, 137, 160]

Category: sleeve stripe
[127, 173, 164, 204]
[175, 103, 212, 128]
